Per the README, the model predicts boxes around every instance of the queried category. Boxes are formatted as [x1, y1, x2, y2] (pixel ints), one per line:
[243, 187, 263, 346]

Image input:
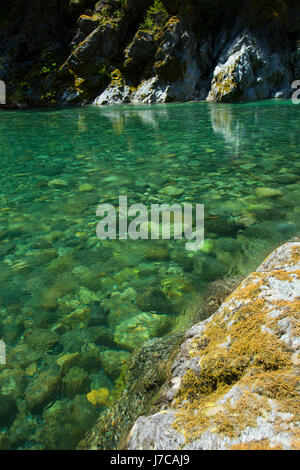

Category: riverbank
[0, 1, 299, 107]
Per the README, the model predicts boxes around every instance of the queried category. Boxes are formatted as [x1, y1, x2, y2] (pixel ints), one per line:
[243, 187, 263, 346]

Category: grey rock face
[93, 25, 296, 106]
[65, 24, 119, 75]
[125, 30, 156, 62]
[1, 1, 299, 107]
[207, 31, 293, 102]
[127, 412, 185, 450]
[94, 19, 208, 105]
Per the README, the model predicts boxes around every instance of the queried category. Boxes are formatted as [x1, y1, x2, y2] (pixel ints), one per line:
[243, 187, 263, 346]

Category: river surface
[0, 100, 299, 449]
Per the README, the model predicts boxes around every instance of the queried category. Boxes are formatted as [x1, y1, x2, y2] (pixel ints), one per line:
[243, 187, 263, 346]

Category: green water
[0, 100, 299, 449]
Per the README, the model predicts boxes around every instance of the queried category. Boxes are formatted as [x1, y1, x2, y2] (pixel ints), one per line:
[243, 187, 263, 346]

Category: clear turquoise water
[0, 100, 299, 449]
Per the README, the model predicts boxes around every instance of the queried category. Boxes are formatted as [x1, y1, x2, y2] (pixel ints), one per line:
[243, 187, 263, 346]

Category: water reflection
[210, 105, 243, 157]
[96, 105, 170, 130]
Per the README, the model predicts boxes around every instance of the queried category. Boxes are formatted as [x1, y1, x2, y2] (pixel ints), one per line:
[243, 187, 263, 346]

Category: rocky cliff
[126, 242, 300, 450]
[0, 1, 299, 107]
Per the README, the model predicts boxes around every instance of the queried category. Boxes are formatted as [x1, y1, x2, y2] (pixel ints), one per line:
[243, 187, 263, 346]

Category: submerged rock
[56, 353, 80, 375]
[100, 350, 130, 380]
[24, 328, 59, 353]
[86, 388, 110, 406]
[25, 367, 62, 413]
[63, 367, 90, 398]
[78, 333, 184, 450]
[37, 395, 96, 450]
[48, 179, 69, 188]
[113, 312, 170, 351]
[145, 245, 170, 261]
[255, 187, 284, 198]
[193, 252, 229, 281]
[0, 394, 17, 427]
[160, 185, 184, 197]
[126, 242, 300, 450]
[78, 183, 95, 192]
[0, 433, 11, 450]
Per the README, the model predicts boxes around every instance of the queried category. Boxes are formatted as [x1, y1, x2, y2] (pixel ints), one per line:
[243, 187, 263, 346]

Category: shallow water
[0, 100, 299, 449]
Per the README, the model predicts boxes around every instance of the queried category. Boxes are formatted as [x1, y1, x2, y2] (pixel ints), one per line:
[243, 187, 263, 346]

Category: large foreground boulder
[126, 242, 300, 450]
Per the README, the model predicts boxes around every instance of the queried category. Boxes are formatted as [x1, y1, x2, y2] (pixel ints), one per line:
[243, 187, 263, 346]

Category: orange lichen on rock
[126, 242, 300, 450]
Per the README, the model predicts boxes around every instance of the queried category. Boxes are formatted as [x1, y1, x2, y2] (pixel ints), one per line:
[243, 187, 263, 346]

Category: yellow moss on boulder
[126, 242, 300, 450]
[208, 64, 238, 102]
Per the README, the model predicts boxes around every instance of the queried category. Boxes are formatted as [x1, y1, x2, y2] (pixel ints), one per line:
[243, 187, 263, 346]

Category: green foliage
[98, 64, 110, 82]
[40, 90, 57, 105]
[141, 0, 169, 31]
[94, 0, 127, 21]
[113, 8, 126, 20]
[39, 49, 60, 76]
